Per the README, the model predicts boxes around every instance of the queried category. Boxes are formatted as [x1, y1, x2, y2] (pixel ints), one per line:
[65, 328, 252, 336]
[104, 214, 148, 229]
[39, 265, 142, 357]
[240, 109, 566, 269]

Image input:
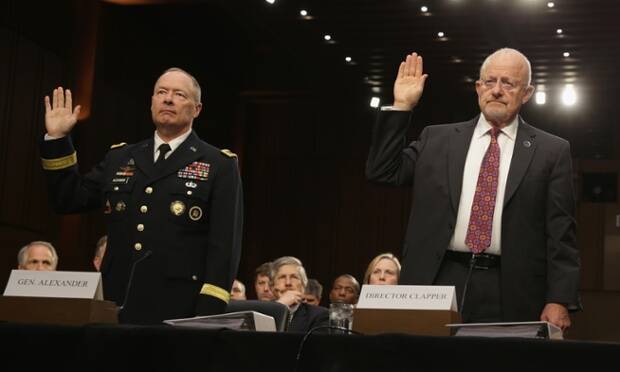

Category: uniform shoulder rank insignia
[110, 142, 127, 149]
[221, 149, 237, 158]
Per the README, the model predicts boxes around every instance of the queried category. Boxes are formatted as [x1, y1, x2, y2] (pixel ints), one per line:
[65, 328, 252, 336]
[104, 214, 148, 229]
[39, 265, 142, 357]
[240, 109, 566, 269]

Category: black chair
[225, 300, 289, 332]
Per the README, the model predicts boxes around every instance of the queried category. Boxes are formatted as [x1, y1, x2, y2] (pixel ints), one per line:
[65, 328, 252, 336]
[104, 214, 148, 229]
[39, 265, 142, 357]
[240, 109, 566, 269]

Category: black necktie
[155, 143, 171, 166]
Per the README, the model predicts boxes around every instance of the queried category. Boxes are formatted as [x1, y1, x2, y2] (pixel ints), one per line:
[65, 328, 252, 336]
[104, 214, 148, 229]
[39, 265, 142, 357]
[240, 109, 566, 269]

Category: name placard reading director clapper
[3, 270, 103, 300]
[357, 285, 458, 311]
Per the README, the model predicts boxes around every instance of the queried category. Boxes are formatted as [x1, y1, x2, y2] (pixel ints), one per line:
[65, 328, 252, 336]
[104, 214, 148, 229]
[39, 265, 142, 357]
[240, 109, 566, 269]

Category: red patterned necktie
[465, 127, 501, 254]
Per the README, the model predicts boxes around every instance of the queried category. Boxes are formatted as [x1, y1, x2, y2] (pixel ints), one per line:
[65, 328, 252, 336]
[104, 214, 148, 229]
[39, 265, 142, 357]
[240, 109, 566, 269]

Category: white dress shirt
[448, 115, 518, 255]
[153, 129, 192, 162]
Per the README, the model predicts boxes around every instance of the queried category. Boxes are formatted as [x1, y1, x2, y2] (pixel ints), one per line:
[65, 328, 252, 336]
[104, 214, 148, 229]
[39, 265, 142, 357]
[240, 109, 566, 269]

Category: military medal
[178, 161, 210, 181]
[185, 181, 197, 188]
[170, 201, 186, 216]
[115, 201, 126, 212]
[189, 206, 203, 221]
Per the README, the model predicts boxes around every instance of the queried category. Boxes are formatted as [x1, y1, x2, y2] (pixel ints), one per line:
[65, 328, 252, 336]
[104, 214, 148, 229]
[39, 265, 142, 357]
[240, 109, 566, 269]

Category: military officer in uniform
[40, 68, 243, 324]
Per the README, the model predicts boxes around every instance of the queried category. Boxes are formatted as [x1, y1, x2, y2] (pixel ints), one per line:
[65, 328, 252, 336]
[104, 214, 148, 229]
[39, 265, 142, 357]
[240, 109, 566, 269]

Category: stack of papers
[164, 310, 276, 332]
[446, 321, 563, 340]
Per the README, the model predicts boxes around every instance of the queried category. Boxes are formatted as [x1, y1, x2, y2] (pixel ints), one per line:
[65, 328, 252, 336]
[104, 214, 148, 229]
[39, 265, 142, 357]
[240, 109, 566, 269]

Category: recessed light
[324, 34, 332, 41]
[556, 28, 563, 34]
[421, 6, 428, 13]
[535, 92, 546, 105]
[437, 31, 445, 38]
[345, 57, 352, 62]
[370, 97, 381, 108]
[547, 2, 555, 8]
[563, 52, 570, 58]
[562, 84, 577, 106]
[300, 10, 308, 17]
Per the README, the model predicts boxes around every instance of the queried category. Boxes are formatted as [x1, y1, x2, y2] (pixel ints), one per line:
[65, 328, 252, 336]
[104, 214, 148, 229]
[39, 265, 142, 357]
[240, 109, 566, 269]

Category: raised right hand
[44, 87, 81, 137]
[393, 52, 428, 111]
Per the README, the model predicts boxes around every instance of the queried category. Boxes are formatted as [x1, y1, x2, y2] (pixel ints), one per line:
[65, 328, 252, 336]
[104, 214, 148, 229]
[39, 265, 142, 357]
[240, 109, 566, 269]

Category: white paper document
[446, 321, 563, 340]
[164, 310, 276, 332]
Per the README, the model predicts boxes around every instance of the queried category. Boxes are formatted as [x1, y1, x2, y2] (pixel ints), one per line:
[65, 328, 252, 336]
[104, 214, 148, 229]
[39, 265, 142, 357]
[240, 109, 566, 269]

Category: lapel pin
[185, 181, 198, 188]
[190, 146, 197, 152]
[523, 140, 531, 148]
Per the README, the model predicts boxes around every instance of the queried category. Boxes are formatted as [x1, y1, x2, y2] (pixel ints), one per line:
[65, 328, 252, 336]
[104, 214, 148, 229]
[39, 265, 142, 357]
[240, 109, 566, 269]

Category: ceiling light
[421, 6, 428, 13]
[324, 35, 332, 41]
[265, 0, 275, 4]
[437, 31, 445, 38]
[562, 84, 577, 106]
[547, 2, 554, 8]
[370, 97, 381, 108]
[556, 28, 563, 34]
[300, 10, 308, 16]
[535, 92, 546, 105]
[563, 52, 570, 58]
[345, 56, 352, 62]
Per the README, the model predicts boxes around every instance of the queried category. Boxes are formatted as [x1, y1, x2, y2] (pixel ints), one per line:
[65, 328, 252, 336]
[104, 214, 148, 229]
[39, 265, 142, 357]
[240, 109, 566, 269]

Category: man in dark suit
[366, 49, 580, 329]
[40, 68, 243, 324]
[271, 256, 328, 333]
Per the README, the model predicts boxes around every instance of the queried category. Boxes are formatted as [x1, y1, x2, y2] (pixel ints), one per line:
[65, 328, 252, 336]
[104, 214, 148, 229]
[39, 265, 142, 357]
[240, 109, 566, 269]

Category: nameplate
[357, 285, 457, 311]
[3, 270, 104, 300]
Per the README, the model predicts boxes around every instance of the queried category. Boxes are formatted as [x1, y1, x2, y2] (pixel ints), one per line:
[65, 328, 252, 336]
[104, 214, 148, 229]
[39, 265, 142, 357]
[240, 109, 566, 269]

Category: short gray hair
[159, 67, 202, 103]
[479, 48, 532, 86]
[271, 256, 308, 290]
[18, 241, 58, 269]
[306, 278, 323, 298]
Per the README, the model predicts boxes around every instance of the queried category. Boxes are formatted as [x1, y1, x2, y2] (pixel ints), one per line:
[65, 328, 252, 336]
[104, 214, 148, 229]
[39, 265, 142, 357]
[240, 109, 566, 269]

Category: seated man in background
[271, 256, 328, 333]
[303, 278, 323, 306]
[92, 235, 107, 272]
[17, 241, 58, 271]
[329, 274, 360, 305]
[231, 279, 247, 300]
[254, 261, 275, 301]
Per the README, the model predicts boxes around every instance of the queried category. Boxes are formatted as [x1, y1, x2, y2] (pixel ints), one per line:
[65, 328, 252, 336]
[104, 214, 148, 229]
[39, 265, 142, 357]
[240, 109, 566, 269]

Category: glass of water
[329, 302, 354, 334]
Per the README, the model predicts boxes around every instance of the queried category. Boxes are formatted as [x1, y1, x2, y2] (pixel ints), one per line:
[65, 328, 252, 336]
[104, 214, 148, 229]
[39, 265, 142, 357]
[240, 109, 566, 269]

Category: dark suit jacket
[366, 110, 580, 321]
[40, 131, 243, 324]
[288, 303, 329, 333]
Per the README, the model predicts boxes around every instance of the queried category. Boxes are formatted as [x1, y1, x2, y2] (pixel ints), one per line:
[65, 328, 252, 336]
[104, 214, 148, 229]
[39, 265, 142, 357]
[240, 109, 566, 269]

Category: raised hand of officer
[44, 87, 81, 138]
[393, 52, 428, 111]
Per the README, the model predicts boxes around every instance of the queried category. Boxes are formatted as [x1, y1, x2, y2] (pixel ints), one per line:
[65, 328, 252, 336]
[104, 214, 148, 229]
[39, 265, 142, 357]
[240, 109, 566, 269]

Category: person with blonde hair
[363, 253, 401, 285]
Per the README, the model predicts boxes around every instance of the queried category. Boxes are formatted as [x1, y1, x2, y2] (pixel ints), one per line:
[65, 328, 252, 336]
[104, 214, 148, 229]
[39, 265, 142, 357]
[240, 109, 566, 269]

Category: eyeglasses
[479, 78, 520, 92]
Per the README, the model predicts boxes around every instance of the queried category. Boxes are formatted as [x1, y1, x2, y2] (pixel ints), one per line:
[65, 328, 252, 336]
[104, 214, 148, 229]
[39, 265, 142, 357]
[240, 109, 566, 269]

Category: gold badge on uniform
[115, 201, 126, 212]
[170, 200, 186, 216]
[104, 200, 112, 214]
[189, 206, 203, 221]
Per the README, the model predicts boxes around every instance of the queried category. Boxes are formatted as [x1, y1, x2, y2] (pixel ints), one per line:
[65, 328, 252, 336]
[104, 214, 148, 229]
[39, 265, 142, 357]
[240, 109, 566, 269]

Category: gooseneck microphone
[118, 250, 153, 313]
[459, 253, 477, 320]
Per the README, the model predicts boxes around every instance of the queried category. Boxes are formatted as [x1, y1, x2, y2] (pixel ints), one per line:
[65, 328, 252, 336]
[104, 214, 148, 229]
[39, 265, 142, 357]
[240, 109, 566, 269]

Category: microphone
[118, 250, 153, 313]
[459, 253, 476, 321]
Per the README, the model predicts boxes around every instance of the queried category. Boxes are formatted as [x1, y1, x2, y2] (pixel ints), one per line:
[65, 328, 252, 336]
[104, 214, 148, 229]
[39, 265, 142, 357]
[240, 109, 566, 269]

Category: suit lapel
[504, 118, 537, 206]
[131, 138, 156, 179]
[448, 119, 476, 213]
[147, 131, 205, 184]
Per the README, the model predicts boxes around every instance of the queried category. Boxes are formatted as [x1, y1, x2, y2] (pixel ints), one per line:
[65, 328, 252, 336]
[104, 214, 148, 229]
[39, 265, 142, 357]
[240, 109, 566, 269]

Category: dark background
[1, 0, 619, 318]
